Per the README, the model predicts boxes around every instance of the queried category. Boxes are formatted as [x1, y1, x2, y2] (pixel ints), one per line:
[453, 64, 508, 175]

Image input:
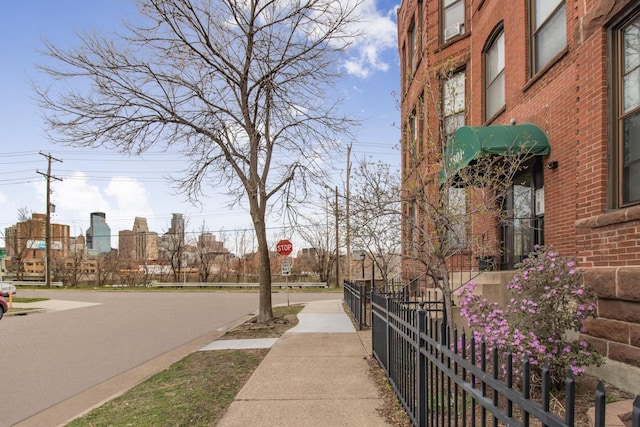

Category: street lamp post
[360, 251, 366, 279]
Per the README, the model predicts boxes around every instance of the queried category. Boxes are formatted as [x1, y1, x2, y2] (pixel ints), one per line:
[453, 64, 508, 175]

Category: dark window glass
[618, 15, 640, 205]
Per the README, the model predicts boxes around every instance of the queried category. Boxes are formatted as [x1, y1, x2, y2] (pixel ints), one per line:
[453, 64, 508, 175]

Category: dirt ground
[221, 306, 302, 339]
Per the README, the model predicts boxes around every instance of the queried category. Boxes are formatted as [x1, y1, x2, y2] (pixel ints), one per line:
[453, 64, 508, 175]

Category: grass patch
[67, 304, 304, 427]
[12, 297, 49, 303]
[67, 350, 267, 427]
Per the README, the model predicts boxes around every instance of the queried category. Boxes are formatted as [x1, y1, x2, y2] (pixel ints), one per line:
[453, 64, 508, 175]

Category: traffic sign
[281, 256, 292, 276]
[276, 239, 293, 256]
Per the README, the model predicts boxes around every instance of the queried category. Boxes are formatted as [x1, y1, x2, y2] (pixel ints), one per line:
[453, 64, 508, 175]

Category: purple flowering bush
[457, 246, 603, 389]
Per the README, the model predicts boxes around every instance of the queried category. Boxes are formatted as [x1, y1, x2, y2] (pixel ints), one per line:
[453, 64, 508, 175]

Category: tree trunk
[438, 261, 454, 327]
[251, 200, 274, 324]
[255, 226, 274, 323]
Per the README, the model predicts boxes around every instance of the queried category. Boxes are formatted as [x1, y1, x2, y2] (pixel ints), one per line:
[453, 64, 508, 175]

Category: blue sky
[0, 0, 401, 248]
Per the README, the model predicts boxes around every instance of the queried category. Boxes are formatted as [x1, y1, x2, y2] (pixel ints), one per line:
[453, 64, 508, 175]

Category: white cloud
[105, 177, 154, 222]
[36, 171, 154, 236]
[344, 0, 399, 78]
[52, 171, 109, 214]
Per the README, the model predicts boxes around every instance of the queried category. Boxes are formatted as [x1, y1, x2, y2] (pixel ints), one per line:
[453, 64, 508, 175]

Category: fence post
[358, 283, 364, 330]
[565, 372, 575, 426]
[417, 303, 426, 427]
[441, 303, 448, 346]
[385, 294, 391, 374]
[594, 381, 606, 427]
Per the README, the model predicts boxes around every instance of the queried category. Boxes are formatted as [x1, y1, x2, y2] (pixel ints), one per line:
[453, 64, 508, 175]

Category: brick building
[118, 217, 159, 261]
[397, 0, 640, 392]
[4, 213, 70, 280]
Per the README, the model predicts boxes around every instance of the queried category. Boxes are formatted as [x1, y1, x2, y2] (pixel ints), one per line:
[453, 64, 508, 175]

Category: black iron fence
[369, 289, 640, 427]
[343, 280, 370, 329]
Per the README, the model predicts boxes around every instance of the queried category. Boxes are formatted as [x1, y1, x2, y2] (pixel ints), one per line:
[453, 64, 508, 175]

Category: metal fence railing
[370, 289, 640, 427]
[343, 280, 370, 329]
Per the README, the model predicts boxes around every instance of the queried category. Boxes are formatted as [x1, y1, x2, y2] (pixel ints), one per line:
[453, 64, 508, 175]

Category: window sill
[575, 204, 640, 229]
[435, 31, 471, 53]
[523, 47, 569, 93]
[483, 105, 506, 125]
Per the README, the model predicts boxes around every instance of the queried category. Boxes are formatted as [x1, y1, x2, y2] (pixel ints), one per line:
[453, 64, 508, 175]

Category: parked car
[0, 282, 16, 297]
[0, 295, 7, 320]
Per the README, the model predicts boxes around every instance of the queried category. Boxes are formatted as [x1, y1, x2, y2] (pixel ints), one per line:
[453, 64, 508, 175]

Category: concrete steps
[447, 270, 516, 330]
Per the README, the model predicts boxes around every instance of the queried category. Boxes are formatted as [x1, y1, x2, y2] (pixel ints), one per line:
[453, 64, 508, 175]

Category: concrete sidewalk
[215, 299, 390, 427]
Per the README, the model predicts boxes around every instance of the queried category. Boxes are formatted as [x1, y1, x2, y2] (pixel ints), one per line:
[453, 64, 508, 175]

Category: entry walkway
[215, 299, 390, 426]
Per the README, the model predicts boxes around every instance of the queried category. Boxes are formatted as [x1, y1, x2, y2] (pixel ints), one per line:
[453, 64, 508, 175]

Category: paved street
[0, 289, 339, 426]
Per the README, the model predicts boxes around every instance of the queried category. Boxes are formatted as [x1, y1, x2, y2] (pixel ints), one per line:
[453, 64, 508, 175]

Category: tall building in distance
[127, 217, 158, 261]
[86, 212, 111, 255]
[4, 213, 70, 280]
[118, 230, 136, 260]
[133, 217, 149, 234]
[159, 213, 186, 261]
[198, 233, 226, 253]
[167, 213, 185, 240]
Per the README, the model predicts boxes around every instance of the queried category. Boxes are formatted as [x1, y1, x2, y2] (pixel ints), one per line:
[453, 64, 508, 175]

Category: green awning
[440, 124, 550, 183]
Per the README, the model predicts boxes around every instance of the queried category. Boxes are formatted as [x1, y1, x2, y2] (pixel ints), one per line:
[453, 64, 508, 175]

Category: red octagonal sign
[276, 239, 293, 256]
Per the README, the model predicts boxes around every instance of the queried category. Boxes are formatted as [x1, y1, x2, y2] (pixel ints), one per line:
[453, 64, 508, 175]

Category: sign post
[0, 249, 5, 282]
[276, 239, 293, 305]
[281, 256, 292, 276]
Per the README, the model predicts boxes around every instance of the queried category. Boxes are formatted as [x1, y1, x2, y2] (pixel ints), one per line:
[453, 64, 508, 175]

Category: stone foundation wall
[582, 267, 640, 369]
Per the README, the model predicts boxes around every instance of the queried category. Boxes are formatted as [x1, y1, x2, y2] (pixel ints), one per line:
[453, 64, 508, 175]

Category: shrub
[457, 246, 603, 389]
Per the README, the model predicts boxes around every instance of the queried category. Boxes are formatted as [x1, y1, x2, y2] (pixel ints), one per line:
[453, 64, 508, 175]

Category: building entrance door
[500, 159, 544, 270]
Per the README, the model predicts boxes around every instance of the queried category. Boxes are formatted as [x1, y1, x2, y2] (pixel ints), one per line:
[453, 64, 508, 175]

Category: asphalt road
[0, 289, 341, 426]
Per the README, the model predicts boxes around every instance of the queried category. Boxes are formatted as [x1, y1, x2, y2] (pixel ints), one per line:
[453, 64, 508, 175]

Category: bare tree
[228, 228, 257, 282]
[159, 217, 188, 283]
[55, 249, 86, 287]
[297, 222, 336, 285]
[17, 207, 31, 222]
[194, 222, 229, 282]
[350, 159, 402, 287]
[195, 222, 212, 282]
[94, 252, 117, 287]
[7, 207, 39, 281]
[36, 0, 360, 323]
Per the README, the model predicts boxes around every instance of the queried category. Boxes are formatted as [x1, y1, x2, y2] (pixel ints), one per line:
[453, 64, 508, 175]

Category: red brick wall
[398, 0, 640, 370]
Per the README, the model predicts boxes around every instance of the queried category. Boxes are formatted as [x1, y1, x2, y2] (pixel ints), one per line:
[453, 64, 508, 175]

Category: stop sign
[276, 239, 293, 256]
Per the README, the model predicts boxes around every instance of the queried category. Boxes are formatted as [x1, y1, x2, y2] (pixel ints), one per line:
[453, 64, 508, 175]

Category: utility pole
[37, 152, 63, 288]
[335, 186, 339, 287]
[325, 188, 329, 283]
[345, 144, 352, 281]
